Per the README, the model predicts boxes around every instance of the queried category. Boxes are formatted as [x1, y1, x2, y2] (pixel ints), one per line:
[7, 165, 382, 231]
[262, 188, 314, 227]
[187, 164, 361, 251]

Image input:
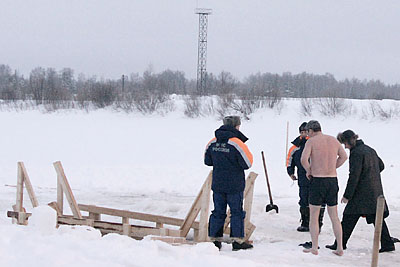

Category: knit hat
[305, 120, 321, 132]
[223, 116, 241, 127]
[299, 122, 308, 133]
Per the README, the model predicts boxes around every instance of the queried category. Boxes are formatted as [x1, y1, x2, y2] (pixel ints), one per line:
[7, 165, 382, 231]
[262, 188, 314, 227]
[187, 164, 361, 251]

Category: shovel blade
[266, 204, 279, 213]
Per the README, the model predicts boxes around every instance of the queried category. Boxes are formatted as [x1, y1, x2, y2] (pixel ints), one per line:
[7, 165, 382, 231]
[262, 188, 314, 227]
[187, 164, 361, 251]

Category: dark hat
[305, 120, 321, 132]
[299, 122, 307, 133]
[223, 116, 241, 127]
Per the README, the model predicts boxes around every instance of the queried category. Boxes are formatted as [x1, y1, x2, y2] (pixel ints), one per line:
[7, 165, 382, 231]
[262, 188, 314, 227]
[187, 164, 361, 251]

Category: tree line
[0, 64, 399, 115]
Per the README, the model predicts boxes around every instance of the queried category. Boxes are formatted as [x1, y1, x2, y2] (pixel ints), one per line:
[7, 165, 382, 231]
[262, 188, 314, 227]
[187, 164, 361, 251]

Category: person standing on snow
[204, 115, 254, 251]
[325, 130, 396, 253]
[300, 120, 348, 256]
[287, 122, 325, 232]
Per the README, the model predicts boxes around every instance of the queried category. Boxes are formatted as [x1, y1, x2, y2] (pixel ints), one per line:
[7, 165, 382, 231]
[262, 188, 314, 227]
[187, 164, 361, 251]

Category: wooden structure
[49, 161, 258, 243]
[7, 162, 39, 225]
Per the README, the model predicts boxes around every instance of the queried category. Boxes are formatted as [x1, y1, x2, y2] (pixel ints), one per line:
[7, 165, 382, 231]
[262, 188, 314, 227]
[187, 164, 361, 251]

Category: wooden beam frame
[8, 162, 39, 225]
[48, 163, 258, 244]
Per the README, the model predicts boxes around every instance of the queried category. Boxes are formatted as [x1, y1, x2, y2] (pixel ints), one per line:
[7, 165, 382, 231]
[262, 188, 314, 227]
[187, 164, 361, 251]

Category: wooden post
[371, 195, 385, 267]
[243, 173, 256, 227]
[57, 174, 64, 215]
[16, 163, 24, 213]
[19, 162, 39, 208]
[122, 223, 131, 236]
[89, 212, 101, 221]
[195, 174, 212, 242]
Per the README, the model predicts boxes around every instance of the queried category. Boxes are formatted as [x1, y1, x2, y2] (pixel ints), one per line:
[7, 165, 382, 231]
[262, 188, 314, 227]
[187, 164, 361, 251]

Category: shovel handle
[261, 151, 274, 204]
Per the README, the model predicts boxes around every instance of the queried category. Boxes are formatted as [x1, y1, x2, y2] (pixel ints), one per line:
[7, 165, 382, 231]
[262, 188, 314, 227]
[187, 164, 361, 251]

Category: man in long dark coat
[326, 130, 396, 253]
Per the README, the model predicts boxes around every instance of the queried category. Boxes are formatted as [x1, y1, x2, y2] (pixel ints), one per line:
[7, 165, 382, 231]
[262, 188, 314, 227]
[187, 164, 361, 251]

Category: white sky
[1, 0, 399, 84]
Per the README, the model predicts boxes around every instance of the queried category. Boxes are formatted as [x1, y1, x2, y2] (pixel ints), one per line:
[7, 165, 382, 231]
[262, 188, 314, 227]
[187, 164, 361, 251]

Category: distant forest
[0, 64, 399, 118]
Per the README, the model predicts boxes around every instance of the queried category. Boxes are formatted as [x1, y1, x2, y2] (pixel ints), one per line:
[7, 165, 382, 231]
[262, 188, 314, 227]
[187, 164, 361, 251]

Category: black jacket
[286, 136, 310, 187]
[204, 125, 253, 193]
[343, 140, 388, 215]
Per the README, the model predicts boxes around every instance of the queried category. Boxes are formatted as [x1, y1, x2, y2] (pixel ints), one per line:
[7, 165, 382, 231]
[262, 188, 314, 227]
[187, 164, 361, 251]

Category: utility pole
[195, 8, 212, 95]
[121, 74, 125, 92]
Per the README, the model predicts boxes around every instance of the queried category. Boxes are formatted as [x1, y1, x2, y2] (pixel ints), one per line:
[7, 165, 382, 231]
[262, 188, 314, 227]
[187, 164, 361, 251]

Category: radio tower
[195, 8, 212, 95]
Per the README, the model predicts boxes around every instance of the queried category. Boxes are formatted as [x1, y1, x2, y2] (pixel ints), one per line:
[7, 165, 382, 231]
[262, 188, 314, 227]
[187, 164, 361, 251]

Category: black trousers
[342, 213, 394, 249]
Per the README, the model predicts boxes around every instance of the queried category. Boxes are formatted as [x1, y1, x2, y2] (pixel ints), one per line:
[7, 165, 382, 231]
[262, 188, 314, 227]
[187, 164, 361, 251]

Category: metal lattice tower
[195, 8, 212, 95]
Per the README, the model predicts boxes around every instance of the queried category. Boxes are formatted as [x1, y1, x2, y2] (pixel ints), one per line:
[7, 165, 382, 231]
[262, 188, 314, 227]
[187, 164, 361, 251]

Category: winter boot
[325, 240, 347, 250]
[379, 246, 395, 253]
[297, 207, 310, 232]
[232, 241, 253, 251]
[213, 241, 222, 250]
[318, 206, 325, 232]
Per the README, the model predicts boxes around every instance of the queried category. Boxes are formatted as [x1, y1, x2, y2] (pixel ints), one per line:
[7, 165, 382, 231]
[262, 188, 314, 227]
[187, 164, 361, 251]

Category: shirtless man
[300, 120, 348, 256]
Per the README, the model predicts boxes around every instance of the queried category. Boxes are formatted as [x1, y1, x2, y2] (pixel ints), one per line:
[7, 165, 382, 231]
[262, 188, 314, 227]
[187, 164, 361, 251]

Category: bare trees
[0, 64, 399, 119]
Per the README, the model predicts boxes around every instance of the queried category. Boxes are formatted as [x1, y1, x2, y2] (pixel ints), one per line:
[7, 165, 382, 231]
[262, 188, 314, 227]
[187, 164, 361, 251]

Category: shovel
[261, 151, 279, 213]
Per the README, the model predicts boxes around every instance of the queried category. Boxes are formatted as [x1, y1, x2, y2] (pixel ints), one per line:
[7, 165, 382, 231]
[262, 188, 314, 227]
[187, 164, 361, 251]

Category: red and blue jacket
[204, 125, 253, 193]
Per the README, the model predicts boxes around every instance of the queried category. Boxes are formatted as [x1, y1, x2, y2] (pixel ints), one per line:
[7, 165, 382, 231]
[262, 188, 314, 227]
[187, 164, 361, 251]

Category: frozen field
[0, 98, 399, 266]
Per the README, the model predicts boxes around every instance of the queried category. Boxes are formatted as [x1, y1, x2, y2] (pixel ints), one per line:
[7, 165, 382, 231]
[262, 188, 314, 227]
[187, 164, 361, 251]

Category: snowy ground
[0, 98, 399, 266]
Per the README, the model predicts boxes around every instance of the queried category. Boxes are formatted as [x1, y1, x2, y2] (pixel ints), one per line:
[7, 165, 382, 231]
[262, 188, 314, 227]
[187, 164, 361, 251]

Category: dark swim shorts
[309, 177, 339, 206]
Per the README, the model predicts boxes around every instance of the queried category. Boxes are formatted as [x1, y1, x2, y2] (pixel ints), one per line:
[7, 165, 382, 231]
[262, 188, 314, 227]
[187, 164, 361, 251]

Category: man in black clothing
[326, 130, 396, 253]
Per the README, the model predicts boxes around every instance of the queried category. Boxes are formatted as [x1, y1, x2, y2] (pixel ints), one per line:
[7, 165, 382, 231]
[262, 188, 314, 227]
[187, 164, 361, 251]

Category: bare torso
[301, 132, 347, 177]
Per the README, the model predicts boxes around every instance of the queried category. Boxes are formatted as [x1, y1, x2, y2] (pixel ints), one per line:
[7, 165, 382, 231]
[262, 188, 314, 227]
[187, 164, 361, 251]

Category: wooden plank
[7, 211, 32, 219]
[195, 174, 212, 242]
[371, 196, 385, 267]
[57, 174, 64, 215]
[16, 163, 24, 213]
[57, 216, 182, 239]
[244, 223, 256, 242]
[78, 204, 199, 229]
[19, 162, 39, 208]
[243, 172, 257, 226]
[180, 171, 212, 237]
[53, 161, 82, 219]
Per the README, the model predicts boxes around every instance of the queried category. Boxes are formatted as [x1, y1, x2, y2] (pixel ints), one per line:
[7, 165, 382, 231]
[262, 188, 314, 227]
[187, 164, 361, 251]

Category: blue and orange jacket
[204, 125, 253, 193]
[286, 136, 309, 186]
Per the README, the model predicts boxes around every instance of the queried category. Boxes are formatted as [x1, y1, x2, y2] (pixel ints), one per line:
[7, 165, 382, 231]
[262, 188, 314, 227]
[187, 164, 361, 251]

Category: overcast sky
[1, 0, 399, 84]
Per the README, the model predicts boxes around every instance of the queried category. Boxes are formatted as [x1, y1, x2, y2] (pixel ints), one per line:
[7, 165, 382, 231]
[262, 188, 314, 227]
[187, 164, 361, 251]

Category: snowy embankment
[0, 98, 399, 266]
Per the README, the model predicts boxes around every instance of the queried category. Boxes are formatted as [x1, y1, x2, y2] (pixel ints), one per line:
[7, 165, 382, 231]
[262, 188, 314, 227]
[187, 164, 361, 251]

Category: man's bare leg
[303, 205, 320, 255]
[327, 205, 344, 256]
